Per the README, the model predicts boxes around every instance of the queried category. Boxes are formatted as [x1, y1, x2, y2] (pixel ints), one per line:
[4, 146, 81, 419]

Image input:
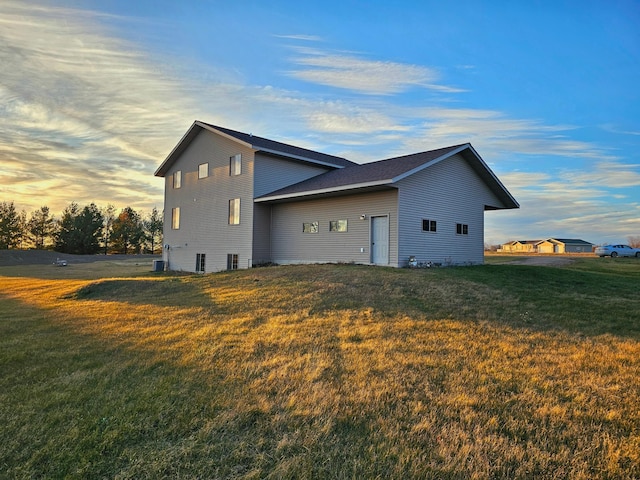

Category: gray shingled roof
[205, 123, 356, 168]
[548, 238, 593, 245]
[155, 121, 355, 176]
[256, 143, 519, 210]
[255, 144, 465, 201]
[155, 122, 519, 210]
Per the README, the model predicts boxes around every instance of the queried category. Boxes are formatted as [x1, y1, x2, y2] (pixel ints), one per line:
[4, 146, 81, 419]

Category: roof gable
[256, 143, 519, 210]
[155, 121, 355, 177]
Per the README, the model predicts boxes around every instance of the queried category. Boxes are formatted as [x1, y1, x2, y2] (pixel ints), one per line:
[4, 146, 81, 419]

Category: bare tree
[627, 235, 640, 248]
[102, 204, 116, 254]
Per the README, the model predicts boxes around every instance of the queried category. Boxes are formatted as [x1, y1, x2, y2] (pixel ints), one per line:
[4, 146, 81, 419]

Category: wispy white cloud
[286, 47, 465, 95]
[1, 1, 634, 248]
[274, 34, 324, 42]
[484, 166, 640, 245]
[600, 124, 640, 136]
[0, 1, 258, 212]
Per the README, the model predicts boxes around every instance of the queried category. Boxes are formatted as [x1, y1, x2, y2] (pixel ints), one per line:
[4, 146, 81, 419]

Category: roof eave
[256, 147, 349, 169]
[156, 121, 350, 177]
[255, 179, 393, 203]
[391, 143, 519, 210]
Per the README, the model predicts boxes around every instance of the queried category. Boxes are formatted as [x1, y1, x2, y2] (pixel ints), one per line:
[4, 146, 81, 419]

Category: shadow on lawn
[72, 278, 214, 309]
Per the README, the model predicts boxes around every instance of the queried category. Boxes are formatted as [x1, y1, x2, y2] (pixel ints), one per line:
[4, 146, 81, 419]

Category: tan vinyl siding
[252, 203, 272, 264]
[270, 190, 398, 266]
[396, 153, 501, 266]
[253, 153, 331, 197]
[162, 129, 255, 272]
[252, 153, 334, 265]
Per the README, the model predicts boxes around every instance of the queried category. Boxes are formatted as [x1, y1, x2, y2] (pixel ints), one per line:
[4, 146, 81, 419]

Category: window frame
[456, 223, 469, 235]
[303, 221, 319, 233]
[196, 253, 206, 273]
[229, 198, 240, 225]
[171, 207, 180, 230]
[227, 253, 238, 270]
[198, 163, 209, 179]
[173, 170, 182, 189]
[422, 219, 437, 232]
[230, 154, 242, 176]
[329, 219, 348, 232]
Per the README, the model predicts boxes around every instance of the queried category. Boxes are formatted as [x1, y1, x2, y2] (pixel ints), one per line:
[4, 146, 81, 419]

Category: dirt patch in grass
[503, 256, 576, 267]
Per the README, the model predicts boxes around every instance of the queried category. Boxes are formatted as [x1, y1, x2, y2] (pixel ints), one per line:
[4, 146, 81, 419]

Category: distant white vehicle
[594, 244, 640, 258]
[55, 258, 68, 266]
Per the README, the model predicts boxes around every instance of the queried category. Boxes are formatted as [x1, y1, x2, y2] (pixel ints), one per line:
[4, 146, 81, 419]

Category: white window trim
[171, 207, 180, 230]
[230, 154, 242, 176]
[229, 198, 240, 225]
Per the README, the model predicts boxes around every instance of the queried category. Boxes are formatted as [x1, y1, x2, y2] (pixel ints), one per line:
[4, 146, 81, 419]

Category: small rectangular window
[227, 253, 238, 270]
[173, 170, 182, 189]
[229, 198, 240, 225]
[198, 163, 209, 179]
[230, 154, 242, 176]
[329, 220, 348, 232]
[422, 219, 436, 232]
[456, 223, 469, 235]
[303, 222, 318, 233]
[196, 253, 206, 273]
[171, 207, 180, 230]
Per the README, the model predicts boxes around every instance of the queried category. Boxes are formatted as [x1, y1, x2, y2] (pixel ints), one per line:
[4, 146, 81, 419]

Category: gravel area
[0, 250, 160, 267]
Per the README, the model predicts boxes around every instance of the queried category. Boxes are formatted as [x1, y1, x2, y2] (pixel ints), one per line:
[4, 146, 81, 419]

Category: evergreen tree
[56, 203, 104, 254]
[0, 201, 22, 249]
[144, 207, 163, 254]
[27, 206, 56, 250]
[111, 207, 144, 254]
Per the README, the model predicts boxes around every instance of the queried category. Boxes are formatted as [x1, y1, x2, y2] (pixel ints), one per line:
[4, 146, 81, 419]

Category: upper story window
[171, 207, 180, 230]
[198, 163, 209, 179]
[229, 198, 240, 225]
[230, 154, 242, 176]
[329, 220, 348, 232]
[173, 170, 182, 189]
[422, 219, 437, 232]
[456, 223, 469, 235]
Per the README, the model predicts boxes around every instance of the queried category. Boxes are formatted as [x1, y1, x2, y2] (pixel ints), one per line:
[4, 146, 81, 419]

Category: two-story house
[155, 121, 519, 272]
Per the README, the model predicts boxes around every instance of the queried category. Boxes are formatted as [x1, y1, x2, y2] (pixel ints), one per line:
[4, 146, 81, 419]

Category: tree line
[0, 201, 163, 254]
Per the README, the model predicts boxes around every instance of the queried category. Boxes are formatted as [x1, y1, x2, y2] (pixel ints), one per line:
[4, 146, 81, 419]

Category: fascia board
[468, 145, 520, 208]
[390, 144, 470, 183]
[200, 122, 254, 148]
[154, 121, 201, 176]
[257, 147, 348, 169]
[255, 179, 392, 202]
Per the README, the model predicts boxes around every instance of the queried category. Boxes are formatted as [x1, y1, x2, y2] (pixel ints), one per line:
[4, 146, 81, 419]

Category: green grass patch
[1, 258, 639, 478]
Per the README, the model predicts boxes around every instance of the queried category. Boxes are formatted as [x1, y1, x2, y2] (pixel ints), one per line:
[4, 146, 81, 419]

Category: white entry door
[371, 216, 389, 264]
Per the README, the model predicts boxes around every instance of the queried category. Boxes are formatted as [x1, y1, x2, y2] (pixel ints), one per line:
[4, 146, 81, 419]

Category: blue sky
[1, 0, 638, 246]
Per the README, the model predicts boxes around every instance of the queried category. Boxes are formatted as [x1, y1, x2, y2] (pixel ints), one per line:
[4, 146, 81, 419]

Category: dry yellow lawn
[1, 259, 639, 478]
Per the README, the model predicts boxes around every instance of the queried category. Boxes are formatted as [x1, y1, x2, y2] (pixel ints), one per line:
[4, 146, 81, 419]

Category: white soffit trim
[257, 147, 348, 169]
[255, 179, 393, 202]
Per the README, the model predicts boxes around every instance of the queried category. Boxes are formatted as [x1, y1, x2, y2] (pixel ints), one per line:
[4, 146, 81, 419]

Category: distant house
[499, 238, 593, 254]
[155, 121, 519, 272]
[536, 238, 593, 253]
[499, 240, 540, 253]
